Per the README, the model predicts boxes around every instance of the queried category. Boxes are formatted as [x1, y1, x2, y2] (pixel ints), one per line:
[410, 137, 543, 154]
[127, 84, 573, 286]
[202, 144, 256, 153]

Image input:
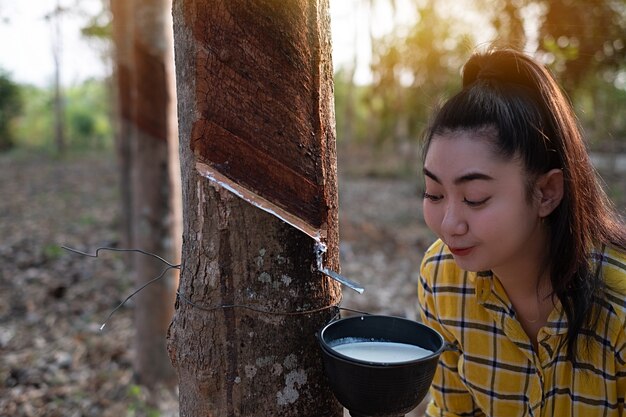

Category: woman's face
[422, 130, 545, 274]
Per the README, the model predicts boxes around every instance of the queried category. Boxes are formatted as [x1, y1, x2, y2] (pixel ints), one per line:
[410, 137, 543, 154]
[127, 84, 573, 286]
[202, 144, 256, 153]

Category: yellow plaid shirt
[419, 239, 626, 417]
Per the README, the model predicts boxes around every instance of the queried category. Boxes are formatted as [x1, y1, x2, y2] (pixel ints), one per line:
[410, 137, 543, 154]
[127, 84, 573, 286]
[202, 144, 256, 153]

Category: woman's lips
[449, 246, 473, 256]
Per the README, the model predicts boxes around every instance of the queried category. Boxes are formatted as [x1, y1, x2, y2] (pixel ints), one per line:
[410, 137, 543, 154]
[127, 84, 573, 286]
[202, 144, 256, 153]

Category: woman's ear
[536, 169, 564, 217]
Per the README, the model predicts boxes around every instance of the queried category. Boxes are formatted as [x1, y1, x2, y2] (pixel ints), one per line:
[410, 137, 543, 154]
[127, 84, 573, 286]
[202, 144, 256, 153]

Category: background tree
[485, 0, 526, 49]
[110, 0, 135, 259]
[111, 0, 178, 388]
[167, 0, 342, 415]
[44, 1, 67, 155]
[128, 0, 178, 388]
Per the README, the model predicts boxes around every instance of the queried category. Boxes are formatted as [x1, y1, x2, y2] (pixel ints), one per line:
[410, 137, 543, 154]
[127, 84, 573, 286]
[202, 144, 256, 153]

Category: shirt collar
[543, 299, 568, 335]
[471, 270, 493, 303]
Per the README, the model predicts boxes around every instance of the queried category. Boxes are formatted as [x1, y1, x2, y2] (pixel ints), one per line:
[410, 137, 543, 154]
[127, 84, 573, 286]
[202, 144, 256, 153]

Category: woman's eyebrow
[423, 167, 494, 185]
[423, 168, 440, 183]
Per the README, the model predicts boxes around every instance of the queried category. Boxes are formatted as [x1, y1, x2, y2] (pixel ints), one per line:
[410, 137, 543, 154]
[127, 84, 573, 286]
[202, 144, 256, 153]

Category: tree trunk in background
[110, 0, 135, 258]
[342, 9, 359, 144]
[168, 0, 343, 415]
[491, 0, 526, 50]
[51, 0, 65, 155]
[131, 0, 178, 388]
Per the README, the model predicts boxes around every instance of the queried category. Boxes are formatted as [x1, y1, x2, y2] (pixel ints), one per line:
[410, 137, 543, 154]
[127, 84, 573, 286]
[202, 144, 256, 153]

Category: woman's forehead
[435, 125, 499, 141]
[427, 129, 498, 159]
[424, 131, 524, 182]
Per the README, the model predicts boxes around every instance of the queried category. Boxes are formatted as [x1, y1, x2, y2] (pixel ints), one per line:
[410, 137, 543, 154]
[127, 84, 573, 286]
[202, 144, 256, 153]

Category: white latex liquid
[332, 341, 433, 363]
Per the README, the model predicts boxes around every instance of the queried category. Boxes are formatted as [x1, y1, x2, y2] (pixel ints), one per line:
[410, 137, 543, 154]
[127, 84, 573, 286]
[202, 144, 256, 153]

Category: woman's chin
[452, 256, 488, 273]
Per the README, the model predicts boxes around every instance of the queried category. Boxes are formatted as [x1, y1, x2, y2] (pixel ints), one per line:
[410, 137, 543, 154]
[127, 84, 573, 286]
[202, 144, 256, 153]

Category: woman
[418, 48, 626, 416]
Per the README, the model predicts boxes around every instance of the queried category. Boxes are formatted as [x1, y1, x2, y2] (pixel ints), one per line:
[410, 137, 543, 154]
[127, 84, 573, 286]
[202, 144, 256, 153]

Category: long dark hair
[422, 48, 626, 361]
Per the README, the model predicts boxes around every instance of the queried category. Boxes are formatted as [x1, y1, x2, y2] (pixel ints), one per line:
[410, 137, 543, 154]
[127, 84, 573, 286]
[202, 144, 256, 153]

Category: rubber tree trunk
[110, 0, 135, 258]
[130, 0, 178, 387]
[168, 0, 343, 416]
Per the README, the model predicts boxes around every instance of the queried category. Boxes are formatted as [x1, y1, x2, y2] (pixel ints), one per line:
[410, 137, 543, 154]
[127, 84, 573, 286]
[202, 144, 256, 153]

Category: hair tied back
[463, 56, 494, 87]
[461, 49, 537, 90]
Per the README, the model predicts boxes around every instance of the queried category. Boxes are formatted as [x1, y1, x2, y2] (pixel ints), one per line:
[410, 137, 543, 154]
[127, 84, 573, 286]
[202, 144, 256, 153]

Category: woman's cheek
[422, 203, 441, 235]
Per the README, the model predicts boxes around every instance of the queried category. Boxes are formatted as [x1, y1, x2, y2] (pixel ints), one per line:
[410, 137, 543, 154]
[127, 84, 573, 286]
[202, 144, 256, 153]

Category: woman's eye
[423, 192, 443, 202]
[463, 197, 490, 207]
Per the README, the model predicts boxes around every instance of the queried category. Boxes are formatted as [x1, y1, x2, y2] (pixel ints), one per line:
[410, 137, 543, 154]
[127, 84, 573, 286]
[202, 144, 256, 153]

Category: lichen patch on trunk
[276, 369, 308, 406]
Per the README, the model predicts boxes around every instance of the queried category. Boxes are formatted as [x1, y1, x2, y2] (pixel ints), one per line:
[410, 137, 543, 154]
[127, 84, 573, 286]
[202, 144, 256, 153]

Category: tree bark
[110, 0, 135, 258]
[130, 0, 178, 387]
[168, 0, 342, 416]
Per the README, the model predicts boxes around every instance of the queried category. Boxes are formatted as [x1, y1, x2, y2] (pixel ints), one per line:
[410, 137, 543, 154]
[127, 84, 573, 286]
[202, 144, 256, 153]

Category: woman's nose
[441, 203, 468, 237]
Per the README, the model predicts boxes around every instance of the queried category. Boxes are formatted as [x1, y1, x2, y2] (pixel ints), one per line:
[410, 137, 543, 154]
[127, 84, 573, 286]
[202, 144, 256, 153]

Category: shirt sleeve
[601, 245, 626, 416]
[617, 344, 626, 417]
[418, 245, 485, 417]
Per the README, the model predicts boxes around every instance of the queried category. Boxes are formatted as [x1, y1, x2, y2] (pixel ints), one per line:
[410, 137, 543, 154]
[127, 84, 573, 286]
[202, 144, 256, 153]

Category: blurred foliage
[0, 70, 23, 151]
[334, 68, 372, 144]
[538, 0, 625, 91]
[81, 16, 111, 40]
[335, 0, 626, 154]
[536, 0, 626, 144]
[80, 0, 113, 65]
[12, 78, 113, 152]
[66, 79, 113, 149]
[367, 1, 474, 145]
[126, 384, 161, 417]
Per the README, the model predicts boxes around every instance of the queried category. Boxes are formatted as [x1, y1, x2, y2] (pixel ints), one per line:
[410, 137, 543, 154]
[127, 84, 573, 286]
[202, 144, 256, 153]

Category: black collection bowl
[318, 315, 445, 417]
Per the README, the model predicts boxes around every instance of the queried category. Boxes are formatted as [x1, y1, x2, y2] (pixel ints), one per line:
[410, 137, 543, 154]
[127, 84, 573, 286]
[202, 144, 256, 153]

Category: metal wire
[63, 245, 351, 329]
[99, 265, 179, 330]
[62, 245, 181, 329]
[61, 246, 181, 268]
